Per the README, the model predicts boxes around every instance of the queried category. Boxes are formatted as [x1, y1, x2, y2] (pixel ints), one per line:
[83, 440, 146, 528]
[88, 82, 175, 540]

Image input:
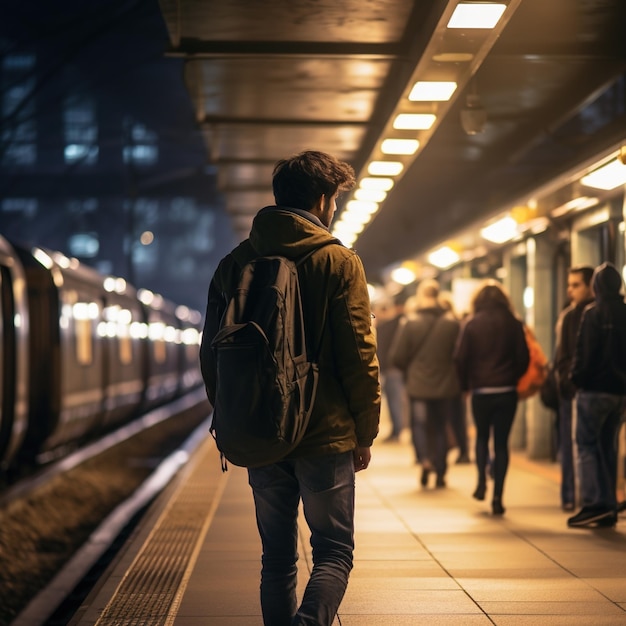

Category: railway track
[0, 389, 211, 626]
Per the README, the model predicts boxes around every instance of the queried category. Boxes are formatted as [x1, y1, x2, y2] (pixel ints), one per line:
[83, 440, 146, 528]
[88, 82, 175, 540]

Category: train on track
[0, 234, 203, 479]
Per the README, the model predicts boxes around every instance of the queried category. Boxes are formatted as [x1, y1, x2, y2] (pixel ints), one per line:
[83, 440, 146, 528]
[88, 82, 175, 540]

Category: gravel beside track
[0, 399, 210, 625]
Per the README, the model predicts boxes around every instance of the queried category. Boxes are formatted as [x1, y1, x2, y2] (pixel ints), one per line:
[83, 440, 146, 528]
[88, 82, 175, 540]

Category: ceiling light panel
[359, 177, 394, 191]
[447, 3, 507, 29]
[581, 159, 626, 190]
[409, 81, 457, 101]
[381, 138, 419, 155]
[368, 161, 403, 176]
[393, 113, 436, 130]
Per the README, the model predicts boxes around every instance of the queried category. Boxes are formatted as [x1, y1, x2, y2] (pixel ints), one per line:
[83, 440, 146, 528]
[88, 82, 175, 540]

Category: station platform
[70, 428, 626, 626]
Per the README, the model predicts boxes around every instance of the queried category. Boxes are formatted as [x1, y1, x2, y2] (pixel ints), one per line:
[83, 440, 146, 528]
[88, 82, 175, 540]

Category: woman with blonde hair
[454, 280, 529, 515]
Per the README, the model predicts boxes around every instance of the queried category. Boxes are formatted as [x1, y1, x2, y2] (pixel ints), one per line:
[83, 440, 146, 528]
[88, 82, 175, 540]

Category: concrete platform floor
[170, 433, 626, 626]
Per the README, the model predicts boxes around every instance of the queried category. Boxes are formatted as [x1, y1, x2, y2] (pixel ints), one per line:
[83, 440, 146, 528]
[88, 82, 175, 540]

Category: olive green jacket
[200, 206, 380, 457]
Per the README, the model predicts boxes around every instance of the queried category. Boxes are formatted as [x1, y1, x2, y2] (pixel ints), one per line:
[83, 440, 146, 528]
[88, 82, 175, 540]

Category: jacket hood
[592, 262, 623, 300]
[246, 205, 338, 259]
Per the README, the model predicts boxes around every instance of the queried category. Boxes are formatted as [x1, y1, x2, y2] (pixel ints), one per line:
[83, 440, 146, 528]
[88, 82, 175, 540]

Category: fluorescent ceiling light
[360, 177, 394, 191]
[393, 113, 436, 130]
[428, 246, 460, 269]
[447, 3, 507, 29]
[354, 188, 387, 202]
[581, 158, 626, 190]
[390, 266, 417, 285]
[480, 216, 518, 244]
[368, 161, 403, 176]
[409, 81, 457, 101]
[381, 138, 419, 155]
[550, 196, 598, 218]
[345, 200, 379, 216]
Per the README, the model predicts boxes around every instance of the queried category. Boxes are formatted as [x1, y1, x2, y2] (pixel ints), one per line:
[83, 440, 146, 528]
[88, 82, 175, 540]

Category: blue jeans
[575, 391, 626, 511]
[382, 368, 408, 437]
[558, 397, 575, 506]
[248, 451, 355, 626]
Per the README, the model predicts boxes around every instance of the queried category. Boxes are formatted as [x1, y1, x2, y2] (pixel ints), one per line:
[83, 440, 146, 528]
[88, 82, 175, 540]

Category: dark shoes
[455, 453, 471, 464]
[492, 498, 505, 516]
[567, 507, 616, 528]
[435, 476, 446, 488]
[562, 502, 575, 512]
[420, 468, 430, 487]
[473, 484, 486, 501]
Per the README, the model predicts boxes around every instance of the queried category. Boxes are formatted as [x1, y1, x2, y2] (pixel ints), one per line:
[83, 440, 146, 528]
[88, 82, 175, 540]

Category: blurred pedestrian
[375, 296, 409, 442]
[454, 280, 529, 515]
[439, 291, 470, 464]
[390, 279, 460, 488]
[554, 266, 594, 511]
[568, 262, 626, 529]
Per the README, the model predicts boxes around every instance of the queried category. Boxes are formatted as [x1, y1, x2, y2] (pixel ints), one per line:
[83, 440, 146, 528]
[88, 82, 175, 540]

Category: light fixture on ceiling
[428, 246, 460, 269]
[390, 266, 417, 285]
[393, 113, 436, 130]
[447, 2, 507, 29]
[480, 215, 518, 244]
[354, 188, 387, 202]
[550, 196, 599, 218]
[581, 157, 626, 190]
[408, 81, 457, 101]
[368, 161, 403, 176]
[381, 138, 419, 155]
[360, 177, 394, 191]
[460, 81, 487, 135]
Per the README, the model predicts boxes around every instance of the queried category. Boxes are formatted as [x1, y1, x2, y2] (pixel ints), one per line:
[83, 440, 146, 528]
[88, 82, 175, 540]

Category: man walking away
[568, 262, 626, 529]
[200, 150, 381, 625]
[554, 266, 594, 511]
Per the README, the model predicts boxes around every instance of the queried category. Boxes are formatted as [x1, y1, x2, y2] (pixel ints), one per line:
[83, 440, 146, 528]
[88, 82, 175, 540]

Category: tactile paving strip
[94, 438, 228, 626]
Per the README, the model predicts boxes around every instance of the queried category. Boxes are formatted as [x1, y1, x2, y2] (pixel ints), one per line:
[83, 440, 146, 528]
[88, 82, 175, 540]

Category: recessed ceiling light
[581, 159, 626, 190]
[368, 161, 403, 176]
[447, 3, 507, 29]
[428, 246, 460, 269]
[360, 177, 394, 191]
[409, 81, 457, 101]
[381, 138, 419, 155]
[393, 113, 436, 130]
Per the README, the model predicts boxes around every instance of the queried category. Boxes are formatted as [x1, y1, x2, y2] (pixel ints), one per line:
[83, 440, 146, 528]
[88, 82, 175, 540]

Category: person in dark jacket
[553, 266, 594, 512]
[568, 262, 626, 529]
[200, 150, 380, 625]
[454, 280, 529, 516]
[375, 296, 409, 442]
[390, 279, 461, 488]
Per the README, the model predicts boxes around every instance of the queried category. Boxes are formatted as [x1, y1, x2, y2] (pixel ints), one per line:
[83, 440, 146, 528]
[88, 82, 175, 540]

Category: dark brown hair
[471, 279, 515, 315]
[272, 150, 356, 211]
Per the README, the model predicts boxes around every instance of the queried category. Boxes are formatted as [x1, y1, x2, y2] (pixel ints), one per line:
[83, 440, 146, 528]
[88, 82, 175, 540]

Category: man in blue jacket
[568, 262, 626, 528]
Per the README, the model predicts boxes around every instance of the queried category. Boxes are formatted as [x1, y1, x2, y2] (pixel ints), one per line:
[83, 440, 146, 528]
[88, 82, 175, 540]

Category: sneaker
[567, 507, 614, 528]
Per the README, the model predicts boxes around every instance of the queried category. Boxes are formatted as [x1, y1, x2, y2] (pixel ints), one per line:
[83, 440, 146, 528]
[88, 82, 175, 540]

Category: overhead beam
[165, 39, 401, 59]
[200, 115, 368, 128]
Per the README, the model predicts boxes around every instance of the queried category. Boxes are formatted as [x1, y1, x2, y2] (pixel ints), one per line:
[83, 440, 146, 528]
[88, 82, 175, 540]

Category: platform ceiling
[158, 0, 626, 281]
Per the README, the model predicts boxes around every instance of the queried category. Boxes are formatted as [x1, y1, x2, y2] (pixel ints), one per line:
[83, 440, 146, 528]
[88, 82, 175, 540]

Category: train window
[75, 318, 93, 365]
[119, 335, 133, 364]
[153, 339, 166, 364]
[72, 300, 99, 366]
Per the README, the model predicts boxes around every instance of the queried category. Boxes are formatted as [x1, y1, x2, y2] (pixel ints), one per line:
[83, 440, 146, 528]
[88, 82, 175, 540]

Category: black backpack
[210, 243, 334, 469]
